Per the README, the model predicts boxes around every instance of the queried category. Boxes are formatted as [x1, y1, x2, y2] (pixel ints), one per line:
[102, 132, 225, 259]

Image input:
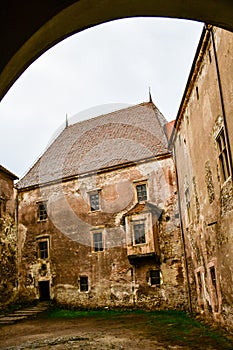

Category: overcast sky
[0, 17, 203, 178]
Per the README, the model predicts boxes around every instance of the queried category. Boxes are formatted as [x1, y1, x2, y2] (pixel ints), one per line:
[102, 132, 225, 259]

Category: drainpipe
[173, 143, 193, 314]
[207, 25, 233, 177]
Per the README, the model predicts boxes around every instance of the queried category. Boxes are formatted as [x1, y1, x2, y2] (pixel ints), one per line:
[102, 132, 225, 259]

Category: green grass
[46, 308, 233, 349]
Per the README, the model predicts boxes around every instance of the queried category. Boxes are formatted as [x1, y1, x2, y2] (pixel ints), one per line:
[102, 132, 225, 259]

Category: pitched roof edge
[169, 24, 209, 148]
[0, 165, 18, 180]
[17, 152, 172, 191]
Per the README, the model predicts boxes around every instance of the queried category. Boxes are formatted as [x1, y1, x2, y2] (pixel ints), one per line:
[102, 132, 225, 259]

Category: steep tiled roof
[17, 102, 169, 189]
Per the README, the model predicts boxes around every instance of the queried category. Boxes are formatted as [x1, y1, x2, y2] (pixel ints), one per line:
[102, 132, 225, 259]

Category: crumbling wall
[18, 157, 187, 310]
[0, 214, 17, 309]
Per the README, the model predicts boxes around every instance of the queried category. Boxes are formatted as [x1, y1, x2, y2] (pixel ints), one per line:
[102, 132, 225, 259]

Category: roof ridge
[67, 101, 157, 129]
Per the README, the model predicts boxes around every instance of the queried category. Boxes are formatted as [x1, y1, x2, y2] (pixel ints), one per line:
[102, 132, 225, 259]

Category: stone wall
[17, 157, 187, 310]
[0, 169, 18, 309]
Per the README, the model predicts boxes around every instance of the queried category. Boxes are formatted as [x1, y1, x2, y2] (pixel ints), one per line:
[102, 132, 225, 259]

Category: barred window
[216, 128, 230, 182]
[136, 184, 147, 202]
[90, 193, 100, 211]
[134, 223, 146, 245]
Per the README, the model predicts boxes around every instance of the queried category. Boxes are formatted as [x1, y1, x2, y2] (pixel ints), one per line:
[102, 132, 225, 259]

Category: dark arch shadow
[1, 0, 233, 101]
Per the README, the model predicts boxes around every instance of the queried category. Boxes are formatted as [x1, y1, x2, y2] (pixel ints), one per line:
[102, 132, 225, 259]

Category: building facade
[170, 25, 233, 330]
[16, 102, 186, 309]
[0, 165, 18, 309]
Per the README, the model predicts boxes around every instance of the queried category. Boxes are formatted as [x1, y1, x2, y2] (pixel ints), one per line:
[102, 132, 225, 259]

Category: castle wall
[17, 157, 187, 309]
[173, 27, 233, 331]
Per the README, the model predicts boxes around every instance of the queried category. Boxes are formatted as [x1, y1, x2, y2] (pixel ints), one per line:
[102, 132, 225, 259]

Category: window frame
[89, 192, 100, 211]
[37, 238, 49, 260]
[216, 128, 231, 183]
[135, 183, 148, 203]
[92, 231, 104, 252]
[133, 222, 146, 245]
[38, 202, 48, 221]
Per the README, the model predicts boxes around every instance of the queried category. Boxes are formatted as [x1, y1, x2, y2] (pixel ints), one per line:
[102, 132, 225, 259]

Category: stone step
[0, 315, 27, 322]
[0, 303, 50, 325]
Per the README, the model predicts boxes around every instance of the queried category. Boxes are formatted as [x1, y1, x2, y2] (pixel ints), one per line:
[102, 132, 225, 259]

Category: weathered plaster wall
[174, 27, 233, 330]
[18, 157, 187, 310]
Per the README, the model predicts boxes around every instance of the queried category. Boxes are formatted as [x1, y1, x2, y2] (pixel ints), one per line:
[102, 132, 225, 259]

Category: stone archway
[1, 0, 233, 101]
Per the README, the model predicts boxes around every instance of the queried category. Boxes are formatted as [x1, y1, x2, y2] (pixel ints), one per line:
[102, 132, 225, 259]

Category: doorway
[39, 281, 50, 301]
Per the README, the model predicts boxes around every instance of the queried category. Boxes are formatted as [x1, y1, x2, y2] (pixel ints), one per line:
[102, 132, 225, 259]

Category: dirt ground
[0, 315, 176, 350]
[0, 311, 232, 350]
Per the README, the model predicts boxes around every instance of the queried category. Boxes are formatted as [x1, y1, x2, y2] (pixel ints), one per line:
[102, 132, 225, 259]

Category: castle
[1, 25, 233, 331]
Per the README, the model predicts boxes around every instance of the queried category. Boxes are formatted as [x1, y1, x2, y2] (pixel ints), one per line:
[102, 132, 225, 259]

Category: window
[196, 86, 199, 100]
[90, 193, 100, 211]
[38, 202, 47, 221]
[136, 184, 147, 202]
[134, 223, 146, 244]
[93, 231, 103, 252]
[150, 270, 160, 286]
[80, 276, 88, 292]
[38, 240, 48, 259]
[216, 128, 230, 182]
[210, 266, 217, 290]
[208, 49, 212, 63]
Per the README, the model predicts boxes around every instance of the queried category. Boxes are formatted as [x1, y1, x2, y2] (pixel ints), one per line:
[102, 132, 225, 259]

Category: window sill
[149, 284, 161, 288]
[133, 243, 147, 247]
[88, 210, 101, 214]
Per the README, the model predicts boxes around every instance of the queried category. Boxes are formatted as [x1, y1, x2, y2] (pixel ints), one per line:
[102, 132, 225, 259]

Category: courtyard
[0, 308, 232, 349]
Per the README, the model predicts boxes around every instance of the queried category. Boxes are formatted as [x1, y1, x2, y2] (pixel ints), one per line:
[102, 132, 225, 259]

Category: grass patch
[47, 308, 132, 319]
[46, 308, 233, 349]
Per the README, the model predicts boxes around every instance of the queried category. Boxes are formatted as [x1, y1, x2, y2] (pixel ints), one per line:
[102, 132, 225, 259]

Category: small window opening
[209, 50, 212, 63]
[93, 232, 103, 252]
[38, 203, 47, 221]
[136, 184, 147, 202]
[216, 128, 230, 182]
[150, 270, 160, 285]
[38, 240, 48, 259]
[90, 193, 100, 211]
[80, 276, 88, 292]
[196, 86, 199, 100]
[210, 266, 217, 290]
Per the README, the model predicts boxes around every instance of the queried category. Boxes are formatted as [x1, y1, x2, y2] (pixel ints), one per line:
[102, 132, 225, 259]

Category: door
[39, 280, 50, 301]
